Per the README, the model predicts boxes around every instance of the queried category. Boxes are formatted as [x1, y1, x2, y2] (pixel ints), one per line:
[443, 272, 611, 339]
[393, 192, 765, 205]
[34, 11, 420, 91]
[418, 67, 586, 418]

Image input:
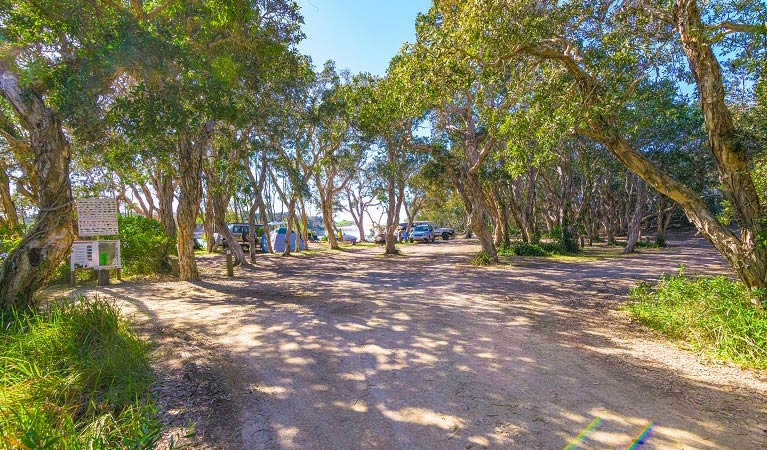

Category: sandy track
[92, 236, 766, 449]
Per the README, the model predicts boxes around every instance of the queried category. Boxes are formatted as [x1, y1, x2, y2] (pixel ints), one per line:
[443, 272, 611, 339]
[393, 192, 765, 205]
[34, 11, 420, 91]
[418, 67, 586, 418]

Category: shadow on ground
[93, 233, 766, 449]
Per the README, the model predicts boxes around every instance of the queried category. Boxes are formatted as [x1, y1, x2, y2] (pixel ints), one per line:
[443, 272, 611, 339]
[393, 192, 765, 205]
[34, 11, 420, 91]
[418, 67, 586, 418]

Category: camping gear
[261, 227, 305, 252]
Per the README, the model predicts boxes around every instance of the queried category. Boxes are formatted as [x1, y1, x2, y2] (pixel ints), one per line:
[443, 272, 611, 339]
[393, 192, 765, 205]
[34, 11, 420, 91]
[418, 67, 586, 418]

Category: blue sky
[296, 0, 431, 76]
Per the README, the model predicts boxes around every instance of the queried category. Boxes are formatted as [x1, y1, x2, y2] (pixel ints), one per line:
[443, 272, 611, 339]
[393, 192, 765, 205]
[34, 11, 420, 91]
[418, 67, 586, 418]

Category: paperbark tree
[176, 123, 213, 281]
[0, 71, 75, 311]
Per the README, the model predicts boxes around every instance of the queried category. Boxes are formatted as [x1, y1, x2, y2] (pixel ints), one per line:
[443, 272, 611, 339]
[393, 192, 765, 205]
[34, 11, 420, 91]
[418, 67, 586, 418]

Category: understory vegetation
[0, 297, 160, 449]
[498, 241, 569, 257]
[628, 273, 767, 369]
[118, 215, 176, 276]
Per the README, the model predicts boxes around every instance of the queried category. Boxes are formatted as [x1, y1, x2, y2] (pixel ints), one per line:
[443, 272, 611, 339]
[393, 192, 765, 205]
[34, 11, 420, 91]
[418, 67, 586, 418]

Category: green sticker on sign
[100, 252, 108, 266]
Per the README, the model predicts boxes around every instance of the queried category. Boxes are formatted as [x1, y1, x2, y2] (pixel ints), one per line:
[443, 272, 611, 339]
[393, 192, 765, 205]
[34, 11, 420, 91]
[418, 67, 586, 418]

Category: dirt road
[91, 236, 767, 449]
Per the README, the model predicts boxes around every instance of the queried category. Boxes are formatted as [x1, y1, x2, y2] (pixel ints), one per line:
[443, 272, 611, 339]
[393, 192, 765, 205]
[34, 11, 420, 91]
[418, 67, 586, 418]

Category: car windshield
[414, 225, 429, 231]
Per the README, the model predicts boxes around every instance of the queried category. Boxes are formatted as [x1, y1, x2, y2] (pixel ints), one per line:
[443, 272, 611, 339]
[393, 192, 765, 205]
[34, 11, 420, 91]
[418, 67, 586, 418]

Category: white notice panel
[71, 241, 96, 270]
[70, 240, 122, 270]
[77, 198, 119, 237]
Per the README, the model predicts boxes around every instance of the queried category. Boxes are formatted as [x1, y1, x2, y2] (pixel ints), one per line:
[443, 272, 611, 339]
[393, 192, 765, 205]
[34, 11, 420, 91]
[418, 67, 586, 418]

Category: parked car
[412, 221, 454, 240]
[409, 224, 436, 243]
[219, 223, 263, 251]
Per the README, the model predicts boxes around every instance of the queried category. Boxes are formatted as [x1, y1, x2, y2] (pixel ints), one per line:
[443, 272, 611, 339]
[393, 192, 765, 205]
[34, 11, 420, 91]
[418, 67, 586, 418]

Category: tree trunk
[299, 197, 310, 250]
[0, 73, 74, 311]
[156, 171, 176, 239]
[247, 199, 257, 262]
[624, 178, 647, 254]
[655, 197, 673, 247]
[202, 193, 216, 252]
[176, 123, 212, 282]
[212, 189, 247, 265]
[283, 197, 297, 256]
[0, 161, 21, 231]
[383, 166, 405, 255]
[465, 172, 498, 260]
[258, 194, 273, 253]
[317, 180, 340, 250]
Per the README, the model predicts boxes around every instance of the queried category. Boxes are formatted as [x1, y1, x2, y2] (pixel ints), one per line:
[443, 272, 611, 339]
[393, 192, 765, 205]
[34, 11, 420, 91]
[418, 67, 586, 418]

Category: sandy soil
[79, 234, 766, 449]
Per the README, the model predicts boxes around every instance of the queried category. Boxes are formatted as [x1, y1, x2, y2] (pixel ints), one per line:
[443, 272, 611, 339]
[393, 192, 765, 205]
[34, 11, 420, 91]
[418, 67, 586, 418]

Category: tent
[261, 227, 305, 252]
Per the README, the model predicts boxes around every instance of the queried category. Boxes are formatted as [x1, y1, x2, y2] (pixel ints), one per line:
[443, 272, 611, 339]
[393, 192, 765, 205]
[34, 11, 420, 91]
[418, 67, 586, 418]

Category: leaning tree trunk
[0, 73, 75, 311]
[624, 178, 647, 254]
[533, 3, 767, 290]
[212, 189, 247, 265]
[0, 161, 21, 231]
[176, 123, 212, 282]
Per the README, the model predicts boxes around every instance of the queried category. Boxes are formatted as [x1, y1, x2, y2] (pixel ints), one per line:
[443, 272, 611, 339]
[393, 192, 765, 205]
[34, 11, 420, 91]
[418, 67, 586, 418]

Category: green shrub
[636, 239, 660, 249]
[498, 241, 566, 257]
[547, 224, 579, 253]
[0, 296, 161, 449]
[118, 215, 175, 276]
[627, 272, 767, 369]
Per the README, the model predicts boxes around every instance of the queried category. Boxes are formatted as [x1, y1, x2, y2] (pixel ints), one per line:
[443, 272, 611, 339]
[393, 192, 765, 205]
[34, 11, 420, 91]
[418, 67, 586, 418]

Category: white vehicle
[413, 221, 455, 240]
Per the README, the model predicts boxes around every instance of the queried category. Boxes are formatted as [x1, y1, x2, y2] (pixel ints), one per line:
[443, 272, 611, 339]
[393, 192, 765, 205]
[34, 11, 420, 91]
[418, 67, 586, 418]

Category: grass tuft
[470, 251, 495, 266]
[627, 271, 767, 369]
[0, 296, 161, 449]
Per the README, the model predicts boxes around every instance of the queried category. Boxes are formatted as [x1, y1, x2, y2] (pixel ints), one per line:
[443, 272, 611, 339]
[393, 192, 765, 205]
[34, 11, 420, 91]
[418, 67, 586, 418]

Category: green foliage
[548, 224, 579, 254]
[0, 297, 160, 449]
[499, 241, 566, 257]
[118, 215, 175, 276]
[636, 239, 661, 249]
[0, 227, 22, 260]
[628, 272, 767, 369]
[470, 251, 494, 266]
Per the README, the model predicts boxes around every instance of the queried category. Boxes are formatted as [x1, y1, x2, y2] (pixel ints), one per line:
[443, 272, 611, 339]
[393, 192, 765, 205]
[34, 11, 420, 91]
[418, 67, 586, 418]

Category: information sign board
[77, 198, 119, 237]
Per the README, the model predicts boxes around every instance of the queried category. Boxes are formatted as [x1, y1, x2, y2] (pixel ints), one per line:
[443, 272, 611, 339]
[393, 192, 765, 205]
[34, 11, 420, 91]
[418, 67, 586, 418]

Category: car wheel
[442, 232, 450, 240]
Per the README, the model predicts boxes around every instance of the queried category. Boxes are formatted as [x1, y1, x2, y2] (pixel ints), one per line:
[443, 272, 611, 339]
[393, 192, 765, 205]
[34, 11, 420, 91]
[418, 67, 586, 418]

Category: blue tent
[262, 227, 305, 252]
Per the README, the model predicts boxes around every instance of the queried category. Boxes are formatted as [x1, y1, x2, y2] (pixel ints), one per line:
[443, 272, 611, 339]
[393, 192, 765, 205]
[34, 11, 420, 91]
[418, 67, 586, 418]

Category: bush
[548, 224, 579, 254]
[118, 215, 175, 276]
[636, 239, 660, 249]
[0, 296, 161, 449]
[498, 241, 566, 257]
[627, 272, 767, 369]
